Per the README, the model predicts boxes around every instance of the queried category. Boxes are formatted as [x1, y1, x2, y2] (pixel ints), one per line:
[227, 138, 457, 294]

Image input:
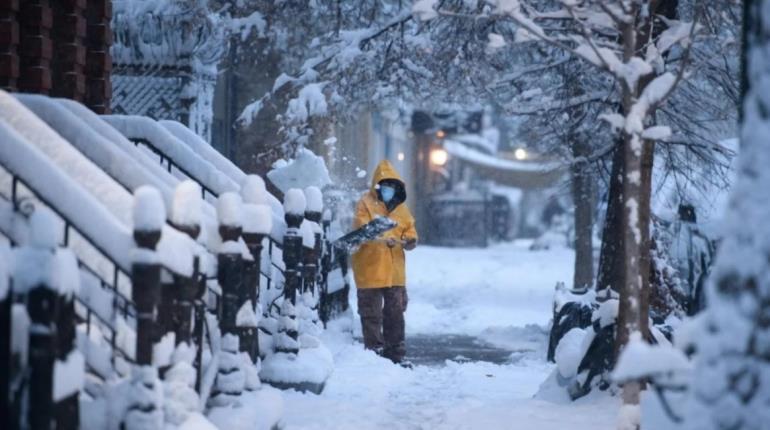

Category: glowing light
[397, 152, 405, 161]
[514, 148, 527, 160]
[430, 148, 449, 166]
[435, 130, 446, 139]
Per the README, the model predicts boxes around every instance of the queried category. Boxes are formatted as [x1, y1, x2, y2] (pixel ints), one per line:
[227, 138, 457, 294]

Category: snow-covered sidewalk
[280, 242, 618, 429]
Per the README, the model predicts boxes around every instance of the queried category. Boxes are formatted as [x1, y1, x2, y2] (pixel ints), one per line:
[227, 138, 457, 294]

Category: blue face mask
[380, 185, 396, 203]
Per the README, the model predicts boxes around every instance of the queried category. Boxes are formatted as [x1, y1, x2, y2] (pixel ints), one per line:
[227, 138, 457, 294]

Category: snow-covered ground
[280, 241, 619, 429]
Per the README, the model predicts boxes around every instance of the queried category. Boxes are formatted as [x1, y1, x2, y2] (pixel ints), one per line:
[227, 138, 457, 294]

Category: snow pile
[208, 334, 245, 407]
[124, 366, 164, 430]
[298, 291, 322, 338]
[304, 186, 324, 213]
[53, 350, 85, 402]
[171, 181, 203, 229]
[267, 149, 331, 194]
[274, 300, 299, 352]
[616, 404, 641, 430]
[283, 188, 307, 216]
[133, 186, 166, 232]
[555, 328, 591, 380]
[593, 299, 619, 328]
[613, 332, 691, 382]
[260, 345, 334, 386]
[164, 344, 204, 426]
[207, 387, 284, 430]
[217, 192, 243, 228]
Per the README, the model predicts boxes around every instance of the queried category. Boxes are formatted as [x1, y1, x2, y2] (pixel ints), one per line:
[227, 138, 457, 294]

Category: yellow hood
[370, 160, 404, 192]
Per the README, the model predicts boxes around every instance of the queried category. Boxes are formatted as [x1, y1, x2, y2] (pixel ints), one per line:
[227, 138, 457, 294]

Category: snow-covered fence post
[241, 175, 273, 363]
[300, 186, 323, 335]
[126, 187, 165, 430]
[318, 210, 332, 324]
[24, 213, 59, 430]
[131, 187, 164, 366]
[277, 188, 305, 355]
[169, 181, 204, 347]
[21, 209, 82, 430]
[216, 192, 245, 341]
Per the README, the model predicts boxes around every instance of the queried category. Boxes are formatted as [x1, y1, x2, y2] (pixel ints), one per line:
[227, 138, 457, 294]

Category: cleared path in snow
[280, 242, 618, 429]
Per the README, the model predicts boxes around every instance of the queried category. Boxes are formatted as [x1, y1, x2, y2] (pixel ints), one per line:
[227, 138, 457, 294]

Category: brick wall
[0, 0, 111, 111]
[85, 0, 111, 113]
[0, 0, 19, 91]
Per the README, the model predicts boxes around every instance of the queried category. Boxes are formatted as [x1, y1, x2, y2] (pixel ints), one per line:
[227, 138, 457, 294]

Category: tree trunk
[571, 138, 595, 292]
[596, 140, 625, 297]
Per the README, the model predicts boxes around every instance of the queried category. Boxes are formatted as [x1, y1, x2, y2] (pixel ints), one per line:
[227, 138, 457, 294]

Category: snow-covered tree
[684, 1, 770, 428]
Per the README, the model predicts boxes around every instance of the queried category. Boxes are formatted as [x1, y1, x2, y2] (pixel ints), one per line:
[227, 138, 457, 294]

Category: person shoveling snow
[351, 160, 418, 367]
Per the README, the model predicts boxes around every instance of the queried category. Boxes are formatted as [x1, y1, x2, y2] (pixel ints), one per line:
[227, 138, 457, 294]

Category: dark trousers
[357, 286, 406, 363]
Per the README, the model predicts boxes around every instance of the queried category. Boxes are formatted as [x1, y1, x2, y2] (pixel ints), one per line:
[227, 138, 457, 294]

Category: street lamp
[430, 148, 449, 166]
[514, 148, 527, 160]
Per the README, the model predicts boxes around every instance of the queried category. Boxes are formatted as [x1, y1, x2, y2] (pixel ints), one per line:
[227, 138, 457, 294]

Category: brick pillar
[85, 0, 111, 113]
[0, 0, 19, 91]
[17, 0, 53, 94]
[51, 0, 86, 101]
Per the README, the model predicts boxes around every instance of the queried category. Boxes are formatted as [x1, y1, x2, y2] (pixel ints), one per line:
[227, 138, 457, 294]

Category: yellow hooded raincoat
[351, 160, 418, 289]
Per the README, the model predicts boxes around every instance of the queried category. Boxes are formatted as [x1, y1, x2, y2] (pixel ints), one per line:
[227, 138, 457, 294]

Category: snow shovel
[332, 216, 398, 252]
